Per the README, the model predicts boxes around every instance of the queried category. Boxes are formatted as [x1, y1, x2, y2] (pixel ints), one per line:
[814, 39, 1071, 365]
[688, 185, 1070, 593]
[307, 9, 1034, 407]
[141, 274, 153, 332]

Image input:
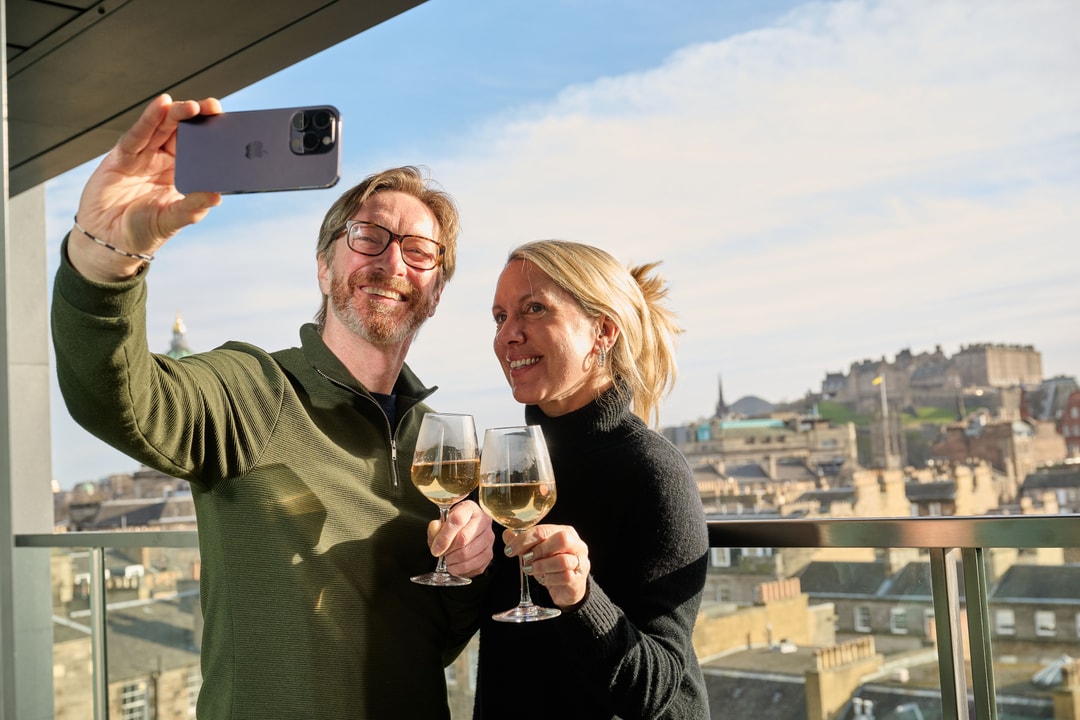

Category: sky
[44, 0, 1080, 489]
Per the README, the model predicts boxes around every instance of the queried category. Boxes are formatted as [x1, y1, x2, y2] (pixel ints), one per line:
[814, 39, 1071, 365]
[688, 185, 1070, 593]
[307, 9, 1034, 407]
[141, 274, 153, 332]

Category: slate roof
[773, 459, 820, 483]
[1022, 465, 1080, 492]
[796, 488, 855, 505]
[797, 561, 891, 596]
[704, 670, 806, 720]
[55, 590, 201, 681]
[837, 684, 1052, 719]
[905, 481, 956, 502]
[705, 667, 1053, 719]
[991, 564, 1080, 604]
[883, 562, 968, 601]
[727, 463, 771, 480]
[80, 495, 196, 530]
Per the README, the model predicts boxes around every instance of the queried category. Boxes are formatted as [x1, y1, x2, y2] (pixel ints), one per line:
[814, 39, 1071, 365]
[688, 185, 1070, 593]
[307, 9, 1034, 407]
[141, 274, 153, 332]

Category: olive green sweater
[51, 239, 485, 719]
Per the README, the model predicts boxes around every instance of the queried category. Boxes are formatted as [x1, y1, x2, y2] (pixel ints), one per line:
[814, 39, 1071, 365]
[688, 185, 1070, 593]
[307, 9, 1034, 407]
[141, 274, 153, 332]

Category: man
[51, 95, 494, 718]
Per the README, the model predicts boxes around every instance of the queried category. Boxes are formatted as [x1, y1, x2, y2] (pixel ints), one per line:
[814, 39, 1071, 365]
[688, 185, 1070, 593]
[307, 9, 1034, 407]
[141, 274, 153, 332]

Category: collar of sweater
[523, 384, 633, 448]
[297, 322, 434, 400]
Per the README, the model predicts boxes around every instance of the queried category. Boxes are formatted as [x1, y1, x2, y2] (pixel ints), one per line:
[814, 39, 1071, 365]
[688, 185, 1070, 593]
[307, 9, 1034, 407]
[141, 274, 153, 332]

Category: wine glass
[478, 425, 560, 622]
[410, 413, 480, 586]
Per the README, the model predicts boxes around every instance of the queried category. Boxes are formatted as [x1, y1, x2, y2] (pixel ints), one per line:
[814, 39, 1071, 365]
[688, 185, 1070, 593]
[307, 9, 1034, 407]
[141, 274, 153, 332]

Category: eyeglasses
[341, 220, 445, 271]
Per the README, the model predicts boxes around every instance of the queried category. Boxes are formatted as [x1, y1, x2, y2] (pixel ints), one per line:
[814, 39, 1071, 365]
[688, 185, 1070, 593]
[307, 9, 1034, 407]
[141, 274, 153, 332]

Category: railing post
[929, 547, 968, 719]
[90, 547, 109, 720]
[963, 547, 997, 720]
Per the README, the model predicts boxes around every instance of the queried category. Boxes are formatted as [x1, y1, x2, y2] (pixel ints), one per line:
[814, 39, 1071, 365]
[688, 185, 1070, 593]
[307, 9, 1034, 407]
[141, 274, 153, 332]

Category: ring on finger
[572, 554, 583, 575]
[537, 574, 546, 585]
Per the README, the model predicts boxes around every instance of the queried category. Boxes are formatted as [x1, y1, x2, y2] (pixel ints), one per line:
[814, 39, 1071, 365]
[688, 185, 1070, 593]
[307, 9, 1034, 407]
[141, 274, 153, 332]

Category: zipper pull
[390, 435, 400, 490]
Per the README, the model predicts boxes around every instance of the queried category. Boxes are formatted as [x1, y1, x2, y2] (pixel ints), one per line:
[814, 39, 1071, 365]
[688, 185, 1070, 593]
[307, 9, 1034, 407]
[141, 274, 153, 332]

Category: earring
[598, 346, 607, 368]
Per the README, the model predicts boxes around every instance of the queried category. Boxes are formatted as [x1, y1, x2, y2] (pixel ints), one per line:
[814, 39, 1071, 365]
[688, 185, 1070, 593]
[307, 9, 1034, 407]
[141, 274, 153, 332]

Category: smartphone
[175, 105, 342, 194]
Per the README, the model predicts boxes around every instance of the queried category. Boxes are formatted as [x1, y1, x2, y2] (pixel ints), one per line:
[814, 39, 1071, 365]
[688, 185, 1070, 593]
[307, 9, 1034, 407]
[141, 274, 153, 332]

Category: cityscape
[8, 0, 1077, 717]
[44, 319, 1080, 719]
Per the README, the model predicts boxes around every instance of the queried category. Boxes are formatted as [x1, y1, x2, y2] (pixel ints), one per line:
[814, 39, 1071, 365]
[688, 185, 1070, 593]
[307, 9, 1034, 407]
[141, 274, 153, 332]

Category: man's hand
[69, 94, 224, 281]
[427, 500, 495, 578]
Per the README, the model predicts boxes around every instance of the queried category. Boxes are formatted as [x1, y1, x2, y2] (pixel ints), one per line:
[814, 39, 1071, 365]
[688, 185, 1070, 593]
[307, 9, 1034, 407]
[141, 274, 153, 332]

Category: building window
[121, 681, 149, 720]
[711, 547, 732, 567]
[445, 663, 458, 686]
[1075, 613, 1080, 639]
[924, 609, 936, 638]
[854, 606, 872, 633]
[928, 502, 943, 517]
[890, 608, 908, 634]
[995, 609, 1016, 636]
[1035, 610, 1057, 638]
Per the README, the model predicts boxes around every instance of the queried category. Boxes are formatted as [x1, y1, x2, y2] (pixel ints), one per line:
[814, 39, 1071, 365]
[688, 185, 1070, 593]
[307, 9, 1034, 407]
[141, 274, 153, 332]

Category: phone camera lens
[291, 112, 309, 131]
[302, 132, 321, 152]
[313, 111, 332, 130]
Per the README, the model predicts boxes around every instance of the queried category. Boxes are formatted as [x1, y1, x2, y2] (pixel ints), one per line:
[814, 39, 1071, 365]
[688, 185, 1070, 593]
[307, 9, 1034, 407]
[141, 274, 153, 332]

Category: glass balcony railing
[15, 515, 1080, 719]
[16, 531, 201, 720]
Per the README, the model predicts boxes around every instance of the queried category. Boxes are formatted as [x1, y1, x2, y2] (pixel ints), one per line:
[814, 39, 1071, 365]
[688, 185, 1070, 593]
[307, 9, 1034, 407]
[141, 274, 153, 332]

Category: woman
[475, 240, 710, 719]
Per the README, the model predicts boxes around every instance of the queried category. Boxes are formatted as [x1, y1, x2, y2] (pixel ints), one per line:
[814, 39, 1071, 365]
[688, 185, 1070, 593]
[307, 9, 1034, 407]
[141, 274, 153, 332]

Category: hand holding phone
[175, 105, 342, 194]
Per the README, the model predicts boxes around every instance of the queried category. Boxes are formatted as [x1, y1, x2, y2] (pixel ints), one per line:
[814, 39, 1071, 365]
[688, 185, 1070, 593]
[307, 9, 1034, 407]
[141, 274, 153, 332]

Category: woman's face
[492, 259, 610, 417]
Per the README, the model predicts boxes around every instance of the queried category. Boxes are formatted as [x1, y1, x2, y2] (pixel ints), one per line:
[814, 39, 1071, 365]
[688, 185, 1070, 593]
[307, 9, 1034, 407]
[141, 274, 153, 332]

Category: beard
[328, 268, 437, 345]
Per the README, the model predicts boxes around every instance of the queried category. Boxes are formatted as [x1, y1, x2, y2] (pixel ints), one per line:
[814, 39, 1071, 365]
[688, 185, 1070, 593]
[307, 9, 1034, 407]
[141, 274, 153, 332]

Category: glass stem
[433, 506, 451, 575]
[515, 530, 534, 608]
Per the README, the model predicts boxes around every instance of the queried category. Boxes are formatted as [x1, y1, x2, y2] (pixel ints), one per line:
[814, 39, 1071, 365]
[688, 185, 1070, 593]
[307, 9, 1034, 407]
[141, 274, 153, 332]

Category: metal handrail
[707, 514, 1080, 548]
[15, 530, 200, 549]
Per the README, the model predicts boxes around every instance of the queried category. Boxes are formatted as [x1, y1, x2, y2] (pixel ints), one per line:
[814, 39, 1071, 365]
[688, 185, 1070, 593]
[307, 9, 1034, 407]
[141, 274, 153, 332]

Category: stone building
[670, 414, 858, 480]
[1021, 463, 1080, 513]
[954, 342, 1044, 388]
[821, 343, 1045, 413]
[930, 414, 1067, 486]
[1057, 391, 1080, 458]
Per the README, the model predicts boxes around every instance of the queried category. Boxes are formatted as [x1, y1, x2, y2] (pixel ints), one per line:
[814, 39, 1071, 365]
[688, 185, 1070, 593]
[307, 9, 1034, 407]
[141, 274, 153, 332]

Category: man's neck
[320, 323, 412, 395]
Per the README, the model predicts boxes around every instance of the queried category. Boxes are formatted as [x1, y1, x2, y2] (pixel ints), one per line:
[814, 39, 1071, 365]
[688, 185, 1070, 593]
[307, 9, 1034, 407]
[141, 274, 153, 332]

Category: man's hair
[315, 166, 460, 329]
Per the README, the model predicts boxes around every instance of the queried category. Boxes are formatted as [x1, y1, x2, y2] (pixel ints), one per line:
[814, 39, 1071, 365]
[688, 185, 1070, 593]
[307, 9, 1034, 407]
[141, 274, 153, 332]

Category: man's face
[318, 190, 443, 345]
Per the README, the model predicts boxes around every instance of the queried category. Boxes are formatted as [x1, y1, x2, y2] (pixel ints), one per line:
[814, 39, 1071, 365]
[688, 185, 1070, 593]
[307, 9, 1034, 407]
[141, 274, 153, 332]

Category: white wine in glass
[478, 425, 560, 622]
[410, 413, 480, 587]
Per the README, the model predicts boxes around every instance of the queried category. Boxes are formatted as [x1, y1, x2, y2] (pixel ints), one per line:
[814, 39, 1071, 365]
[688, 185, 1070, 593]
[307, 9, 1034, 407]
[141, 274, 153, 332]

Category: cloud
[46, 0, 1080, 486]
[426, 0, 1079, 423]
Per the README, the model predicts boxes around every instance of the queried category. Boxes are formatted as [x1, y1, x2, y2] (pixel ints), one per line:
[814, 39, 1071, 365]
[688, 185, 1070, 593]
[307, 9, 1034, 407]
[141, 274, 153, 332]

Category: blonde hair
[314, 166, 459, 329]
[507, 240, 682, 427]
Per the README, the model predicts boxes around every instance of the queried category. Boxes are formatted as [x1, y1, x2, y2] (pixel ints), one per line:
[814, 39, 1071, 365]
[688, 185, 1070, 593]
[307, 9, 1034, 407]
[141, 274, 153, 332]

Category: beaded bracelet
[73, 216, 155, 263]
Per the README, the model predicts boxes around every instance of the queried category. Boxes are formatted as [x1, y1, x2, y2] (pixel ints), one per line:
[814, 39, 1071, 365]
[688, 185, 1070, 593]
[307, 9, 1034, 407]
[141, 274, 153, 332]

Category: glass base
[411, 571, 472, 587]
[491, 603, 561, 623]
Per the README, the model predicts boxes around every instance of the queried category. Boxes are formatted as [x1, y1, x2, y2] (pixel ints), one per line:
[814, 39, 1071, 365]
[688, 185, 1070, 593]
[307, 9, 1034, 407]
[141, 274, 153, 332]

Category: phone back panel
[175, 106, 341, 194]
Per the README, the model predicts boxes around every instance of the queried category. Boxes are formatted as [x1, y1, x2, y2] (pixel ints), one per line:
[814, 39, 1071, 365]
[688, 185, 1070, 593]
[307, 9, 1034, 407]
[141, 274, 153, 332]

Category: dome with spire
[166, 311, 193, 359]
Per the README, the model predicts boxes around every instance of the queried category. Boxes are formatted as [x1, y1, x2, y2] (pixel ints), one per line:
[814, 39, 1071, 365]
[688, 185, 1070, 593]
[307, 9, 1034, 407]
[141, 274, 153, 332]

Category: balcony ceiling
[5, 0, 425, 196]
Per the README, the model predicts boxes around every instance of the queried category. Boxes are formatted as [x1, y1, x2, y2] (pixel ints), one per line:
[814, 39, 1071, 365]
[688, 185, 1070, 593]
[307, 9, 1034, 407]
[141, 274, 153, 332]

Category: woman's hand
[502, 524, 591, 608]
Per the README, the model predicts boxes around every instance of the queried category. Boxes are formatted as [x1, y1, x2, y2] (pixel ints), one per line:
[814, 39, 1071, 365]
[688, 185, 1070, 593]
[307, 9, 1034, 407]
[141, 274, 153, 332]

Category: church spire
[166, 311, 193, 359]
[715, 374, 728, 418]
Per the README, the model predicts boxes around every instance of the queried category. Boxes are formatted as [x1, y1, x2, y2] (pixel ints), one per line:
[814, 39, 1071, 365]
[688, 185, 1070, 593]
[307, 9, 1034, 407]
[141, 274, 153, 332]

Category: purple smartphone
[175, 105, 341, 194]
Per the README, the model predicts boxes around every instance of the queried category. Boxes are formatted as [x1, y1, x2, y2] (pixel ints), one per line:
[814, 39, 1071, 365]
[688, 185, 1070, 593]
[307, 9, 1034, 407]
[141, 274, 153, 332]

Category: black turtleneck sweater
[473, 387, 710, 719]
